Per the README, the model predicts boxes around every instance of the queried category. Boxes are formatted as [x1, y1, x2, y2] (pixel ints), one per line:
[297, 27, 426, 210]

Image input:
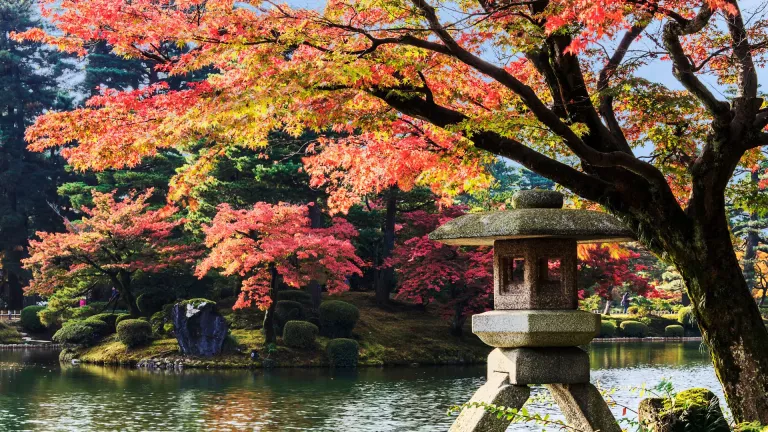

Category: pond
[0, 342, 721, 431]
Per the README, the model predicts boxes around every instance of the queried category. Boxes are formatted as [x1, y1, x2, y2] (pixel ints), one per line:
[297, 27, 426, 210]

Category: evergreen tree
[0, 0, 75, 308]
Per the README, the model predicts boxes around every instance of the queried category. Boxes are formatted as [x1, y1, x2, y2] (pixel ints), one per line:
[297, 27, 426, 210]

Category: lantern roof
[429, 190, 634, 246]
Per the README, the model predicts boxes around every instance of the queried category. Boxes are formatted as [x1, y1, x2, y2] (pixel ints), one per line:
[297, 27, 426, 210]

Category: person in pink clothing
[79, 298, 86, 307]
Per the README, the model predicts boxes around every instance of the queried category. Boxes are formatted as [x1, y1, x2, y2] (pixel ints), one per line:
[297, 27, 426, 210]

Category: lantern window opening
[501, 256, 526, 294]
[539, 257, 562, 284]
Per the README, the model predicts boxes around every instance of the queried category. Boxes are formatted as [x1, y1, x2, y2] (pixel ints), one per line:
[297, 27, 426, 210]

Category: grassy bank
[71, 292, 491, 368]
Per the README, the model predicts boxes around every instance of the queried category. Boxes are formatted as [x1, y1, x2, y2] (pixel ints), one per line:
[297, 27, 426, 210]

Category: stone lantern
[429, 190, 632, 432]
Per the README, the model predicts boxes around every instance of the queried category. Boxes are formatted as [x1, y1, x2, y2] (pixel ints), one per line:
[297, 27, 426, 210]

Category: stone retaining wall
[0, 344, 61, 350]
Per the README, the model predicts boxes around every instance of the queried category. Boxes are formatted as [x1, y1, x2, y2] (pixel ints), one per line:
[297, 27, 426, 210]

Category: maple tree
[387, 208, 492, 336]
[15, 0, 768, 420]
[195, 202, 363, 343]
[22, 190, 200, 316]
[577, 244, 656, 314]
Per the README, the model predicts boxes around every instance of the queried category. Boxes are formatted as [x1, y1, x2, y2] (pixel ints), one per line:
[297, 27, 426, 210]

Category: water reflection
[0, 342, 721, 431]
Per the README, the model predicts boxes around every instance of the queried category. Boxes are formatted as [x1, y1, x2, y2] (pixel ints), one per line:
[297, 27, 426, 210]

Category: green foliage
[20, 305, 46, 332]
[274, 300, 305, 336]
[83, 317, 112, 336]
[0, 321, 22, 344]
[627, 306, 640, 315]
[638, 317, 652, 326]
[620, 320, 649, 337]
[90, 313, 120, 333]
[115, 313, 132, 326]
[283, 320, 319, 349]
[326, 338, 359, 368]
[178, 298, 216, 309]
[116, 319, 153, 348]
[150, 311, 173, 337]
[665, 325, 685, 337]
[599, 320, 617, 338]
[579, 295, 602, 312]
[276, 290, 313, 307]
[53, 322, 100, 346]
[319, 301, 359, 338]
[678, 307, 696, 328]
[735, 422, 768, 432]
[137, 292, 175, 317]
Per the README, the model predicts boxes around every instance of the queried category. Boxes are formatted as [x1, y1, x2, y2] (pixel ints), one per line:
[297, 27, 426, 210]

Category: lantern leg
[545, 383, 622, 432]
[449, 371, 530, 432]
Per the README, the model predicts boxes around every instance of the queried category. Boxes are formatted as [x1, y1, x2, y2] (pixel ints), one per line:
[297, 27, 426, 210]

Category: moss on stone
[428, 208, 633, 246]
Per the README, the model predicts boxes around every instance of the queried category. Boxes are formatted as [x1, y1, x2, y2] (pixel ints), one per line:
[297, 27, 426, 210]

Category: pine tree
[0, 0, 75, 308]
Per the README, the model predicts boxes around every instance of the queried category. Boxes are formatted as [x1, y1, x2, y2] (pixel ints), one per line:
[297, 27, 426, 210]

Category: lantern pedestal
[450, 315, 621, 432]
[429, 190, 630, 432]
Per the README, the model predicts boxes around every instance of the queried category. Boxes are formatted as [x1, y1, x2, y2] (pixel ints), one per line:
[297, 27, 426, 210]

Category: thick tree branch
[662, 3, 730, 119]
[725, 0, 758, 102]
[367, 89, 611, 201]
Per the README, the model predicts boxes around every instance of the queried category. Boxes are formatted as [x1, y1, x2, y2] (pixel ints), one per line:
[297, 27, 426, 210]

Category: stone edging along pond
[0, 343, 63, 350]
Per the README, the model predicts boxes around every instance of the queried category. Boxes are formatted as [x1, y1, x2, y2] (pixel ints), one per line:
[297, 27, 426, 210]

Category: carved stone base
[450, 349, 620, 432]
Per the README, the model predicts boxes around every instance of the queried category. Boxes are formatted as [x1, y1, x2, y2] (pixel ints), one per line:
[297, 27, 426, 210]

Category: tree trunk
[7, 271, 23, 310]
[375, 187, 397, 307]
[262, 265, 279, 344]
[114, 271, 140, 317]
[602, 297, 611, 315]
[667, 193, 768, 424]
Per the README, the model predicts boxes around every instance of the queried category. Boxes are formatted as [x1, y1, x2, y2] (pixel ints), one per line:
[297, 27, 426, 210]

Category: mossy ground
[71, 292, 490, 368]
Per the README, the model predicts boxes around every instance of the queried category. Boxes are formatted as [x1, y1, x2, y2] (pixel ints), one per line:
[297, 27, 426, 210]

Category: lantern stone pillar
[430, 190, 632, 432]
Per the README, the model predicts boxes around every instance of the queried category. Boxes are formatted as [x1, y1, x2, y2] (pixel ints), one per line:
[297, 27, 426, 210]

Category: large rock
[171, 299, 228, 357]
[638, 388, 730, 432]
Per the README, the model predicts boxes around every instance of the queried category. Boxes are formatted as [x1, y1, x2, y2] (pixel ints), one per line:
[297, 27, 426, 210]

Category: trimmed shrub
[116, 319, 153, 348]
[53, 322, 100, 346]
[83, 318, 112, 336]
[678, 306, 696, 328]
[150, 311, 173, 337]
[91, 313, 121, 333]
[620, 320, 649, 337]
[627, 306, 640, 315]
[599, 320, 616, 338]
[0, 321, 22, 344]
[275, 300, 305, 336]
[115, 313, 132, 326]
[319, 301, 359, 338]
[283, 321, 319, 349]
[665, 325, 685, 338]
[20, 305, 46, 332]
[326, 338, 359, 368]
[276, 290, 313, 307]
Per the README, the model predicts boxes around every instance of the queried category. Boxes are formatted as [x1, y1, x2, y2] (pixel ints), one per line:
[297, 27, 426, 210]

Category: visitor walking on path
[621, 292, 631, 314]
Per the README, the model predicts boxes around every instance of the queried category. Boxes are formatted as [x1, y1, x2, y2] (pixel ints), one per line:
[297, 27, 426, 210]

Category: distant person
[621, 292, 631, 314]
[79, 297, 86, 308]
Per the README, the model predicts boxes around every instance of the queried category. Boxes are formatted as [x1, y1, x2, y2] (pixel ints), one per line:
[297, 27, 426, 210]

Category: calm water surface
[0, 342, 720, 431]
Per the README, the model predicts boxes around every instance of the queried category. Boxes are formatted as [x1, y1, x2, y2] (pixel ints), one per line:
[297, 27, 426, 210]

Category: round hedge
[276, 290, 313, 307]
[20, 305, 46, 332]
[91, 313, 121, 332]
[665, 324, 685, 337]
[283, 321, 319, 349]
[319, 301, 359, 338]
[53, 322, 100, 346]
[116, 319, 153, 348]
[620, 320, 649, 338]
[115, 313, 132, 326]
[326, 338, 359, 368]
[83, 318, 112, 336]
[599, 320, 616, 338]
[627, 306, 640, 315]
[678, 306, 696, 328]
[275, 300, 305, 336]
